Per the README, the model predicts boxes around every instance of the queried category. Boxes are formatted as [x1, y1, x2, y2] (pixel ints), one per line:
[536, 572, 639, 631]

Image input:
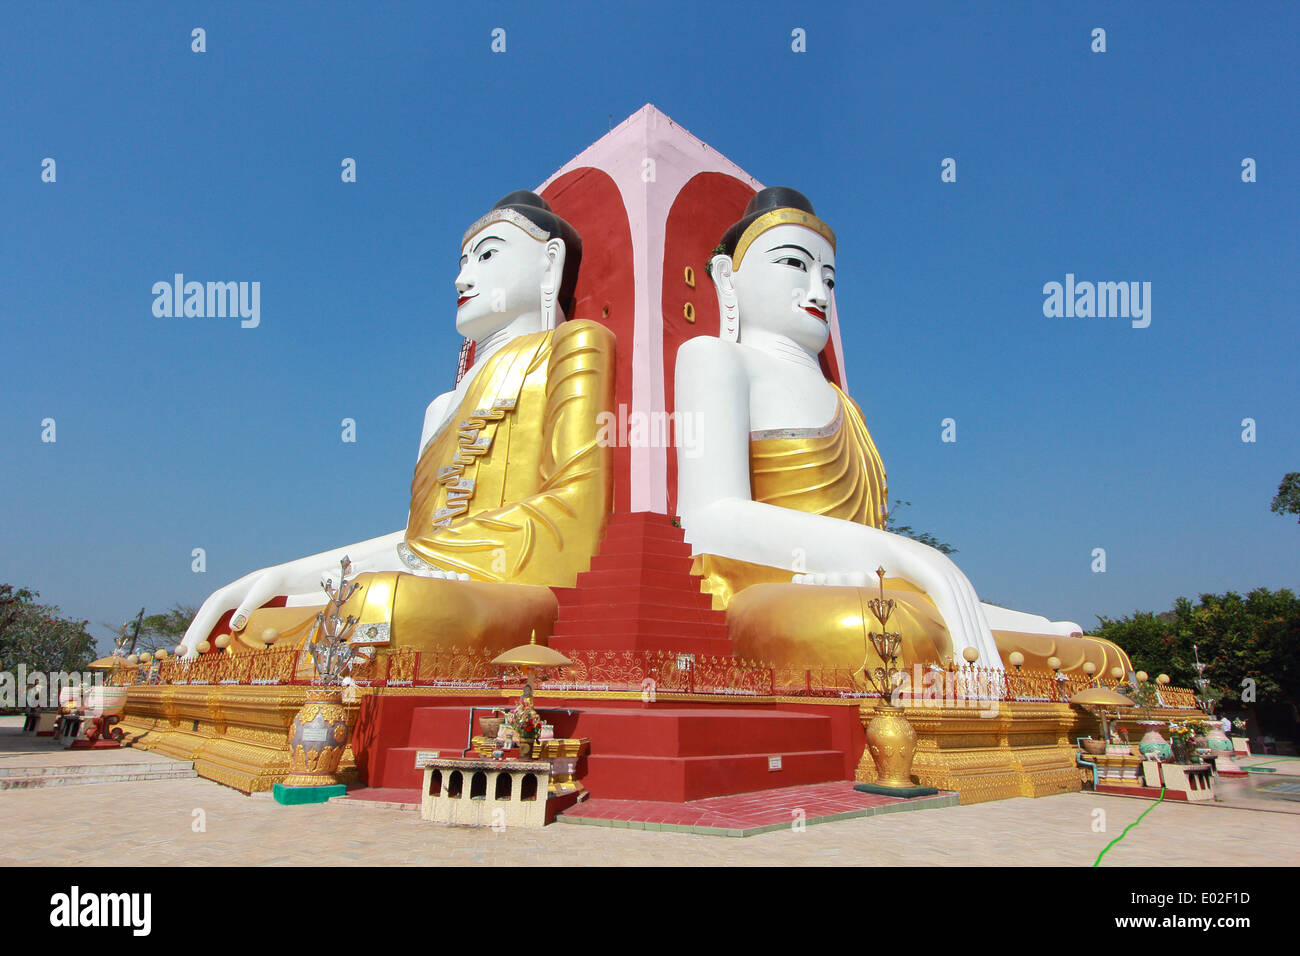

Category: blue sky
[1, 1, 1296, 652]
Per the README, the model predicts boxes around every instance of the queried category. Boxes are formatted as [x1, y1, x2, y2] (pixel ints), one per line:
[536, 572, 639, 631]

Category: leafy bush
[1093, 588, 1300, 708]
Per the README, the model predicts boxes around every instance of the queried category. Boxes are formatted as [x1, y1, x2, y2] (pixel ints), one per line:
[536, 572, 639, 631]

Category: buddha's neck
[473, 311, 548, 367]
[739, 328, 821, 372]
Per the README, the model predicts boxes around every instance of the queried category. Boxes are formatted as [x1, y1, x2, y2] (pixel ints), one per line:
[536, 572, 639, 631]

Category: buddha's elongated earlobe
[711, 254, 739, 342]
[540, 238, 566, 329]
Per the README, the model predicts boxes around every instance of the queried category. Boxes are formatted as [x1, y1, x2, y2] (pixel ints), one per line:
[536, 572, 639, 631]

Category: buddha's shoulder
[676, 335, 747, 376]
[677, 334, 743, 362]
[553, 318, 616, 352]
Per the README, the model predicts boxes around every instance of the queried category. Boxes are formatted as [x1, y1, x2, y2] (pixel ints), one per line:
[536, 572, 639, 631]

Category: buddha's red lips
[804, 306, 826, 321]
[457, 295, 476, 307]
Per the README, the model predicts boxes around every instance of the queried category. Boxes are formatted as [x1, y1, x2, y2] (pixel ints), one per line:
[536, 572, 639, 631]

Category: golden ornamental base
[283, 687, 356, 787]
[864, 702, 920, 788]
[852, 699, 1175, 804]
[118, 684, 358, 793]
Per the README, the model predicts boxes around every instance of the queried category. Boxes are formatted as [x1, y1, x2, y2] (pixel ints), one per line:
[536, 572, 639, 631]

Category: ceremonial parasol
[1069, 686, 1135, 744]
[491, 631, 573, 670]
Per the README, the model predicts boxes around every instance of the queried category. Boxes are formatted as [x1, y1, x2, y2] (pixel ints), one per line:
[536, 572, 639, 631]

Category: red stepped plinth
[357, 696, 857, 802]
[348, 513, 862, 804]
[568, 705, 845, 802]
[549, 512, 733, 657]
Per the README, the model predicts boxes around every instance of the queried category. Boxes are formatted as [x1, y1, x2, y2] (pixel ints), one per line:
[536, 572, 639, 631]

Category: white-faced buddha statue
[181, 192, 616, 660]
[674, 187, 1131, 676]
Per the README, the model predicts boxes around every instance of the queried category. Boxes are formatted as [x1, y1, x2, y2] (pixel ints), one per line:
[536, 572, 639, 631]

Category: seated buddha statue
[181, 191, 616, 662]
[674, 187, 1130, 678]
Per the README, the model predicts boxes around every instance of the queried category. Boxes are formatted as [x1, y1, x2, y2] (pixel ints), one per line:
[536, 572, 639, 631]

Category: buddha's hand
[182, 532, 407, 654]
[791, 545, 998, 666]
[179, 561, 318, 654]
[182, 568, 268, 654]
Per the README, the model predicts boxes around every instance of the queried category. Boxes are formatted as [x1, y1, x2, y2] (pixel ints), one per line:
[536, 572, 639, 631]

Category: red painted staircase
[548, 511, 733, 656]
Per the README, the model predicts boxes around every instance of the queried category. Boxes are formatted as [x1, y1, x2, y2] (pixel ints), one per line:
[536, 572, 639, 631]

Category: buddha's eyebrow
[471, 234, 504, 254]
[766, 243, 813, 258]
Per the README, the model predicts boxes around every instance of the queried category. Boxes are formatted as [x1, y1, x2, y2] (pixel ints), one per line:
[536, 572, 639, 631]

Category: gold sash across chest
[748, 384, 888, 529]
[400, 319, 616, 587]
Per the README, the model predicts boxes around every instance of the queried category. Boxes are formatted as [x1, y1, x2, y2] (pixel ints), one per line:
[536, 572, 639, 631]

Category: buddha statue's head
[710, 186, 837, 356]
[456, 190, 583, 342]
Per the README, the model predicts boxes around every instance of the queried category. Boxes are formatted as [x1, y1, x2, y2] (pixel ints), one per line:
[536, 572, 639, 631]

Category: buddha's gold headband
[461, 207, 551, 248]
[731, 208, 836, 271]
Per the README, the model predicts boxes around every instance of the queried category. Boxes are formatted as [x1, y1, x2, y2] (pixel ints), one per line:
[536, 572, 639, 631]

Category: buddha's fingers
[184, 575, 258, 651]
[230, 569, 293, 633]
[922, 550, 996, 665]
[183, 601, 227, 651]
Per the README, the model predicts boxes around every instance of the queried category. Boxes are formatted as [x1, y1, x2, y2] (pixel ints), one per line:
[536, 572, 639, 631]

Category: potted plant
[1168, 722, 1197, 764]
[505, 697, 545, 758]
[1182, 717, 1211, 752]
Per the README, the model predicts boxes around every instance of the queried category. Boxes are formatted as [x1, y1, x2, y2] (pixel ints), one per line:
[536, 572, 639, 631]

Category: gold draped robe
[693, 385, 1130, 677]
[232, 319, 616, 660]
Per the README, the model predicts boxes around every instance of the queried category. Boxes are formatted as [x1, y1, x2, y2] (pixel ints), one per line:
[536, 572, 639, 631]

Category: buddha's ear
[711, 254, 738, 342]
[541, 238, 566, 327]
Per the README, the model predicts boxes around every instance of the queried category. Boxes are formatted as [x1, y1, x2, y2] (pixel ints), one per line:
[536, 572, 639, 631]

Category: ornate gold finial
[855, 567, 902, 696]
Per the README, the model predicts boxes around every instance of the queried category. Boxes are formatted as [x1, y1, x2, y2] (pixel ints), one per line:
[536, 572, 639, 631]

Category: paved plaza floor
[3, 718, 1298, 866]
[2, 770, 1297, 867]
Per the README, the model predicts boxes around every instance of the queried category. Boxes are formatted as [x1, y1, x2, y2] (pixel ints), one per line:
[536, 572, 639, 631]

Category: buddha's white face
[455, 219, 557, 341]
[732, 223, 836, 354]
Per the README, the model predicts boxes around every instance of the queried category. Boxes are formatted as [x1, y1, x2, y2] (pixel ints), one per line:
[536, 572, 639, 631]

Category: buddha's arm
[675, 338, 891, 569]
[981, 603, 1082, 638]
[674, 336, 997, 662]
[418, 391, 456, 456]
[182, 530, 408, 651]
[404, 319, 616, 586]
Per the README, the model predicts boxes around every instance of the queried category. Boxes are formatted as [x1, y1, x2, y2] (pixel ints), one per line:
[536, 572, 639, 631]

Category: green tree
[0, 584, 38, 656]
[1271, 472, 1300, 524]
[101, 604, 197, 657]
[1093, 588, 1300, 707]
[0, 599, 96, 674]
[883, 499, 957, 555]
[136, 605, 197, 654]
